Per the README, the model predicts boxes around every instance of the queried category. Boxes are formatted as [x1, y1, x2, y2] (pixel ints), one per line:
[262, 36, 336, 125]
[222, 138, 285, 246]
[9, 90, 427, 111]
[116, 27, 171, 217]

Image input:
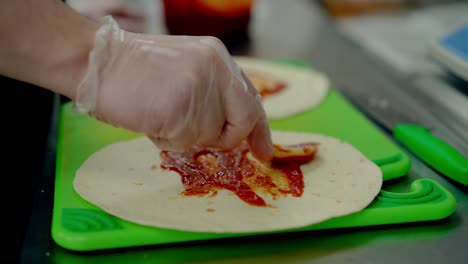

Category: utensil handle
[394, 124, 468, 186]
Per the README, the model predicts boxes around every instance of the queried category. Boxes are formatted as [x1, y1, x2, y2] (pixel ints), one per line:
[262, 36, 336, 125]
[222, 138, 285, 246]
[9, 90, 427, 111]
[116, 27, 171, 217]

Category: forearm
[0, 0, 99, 100]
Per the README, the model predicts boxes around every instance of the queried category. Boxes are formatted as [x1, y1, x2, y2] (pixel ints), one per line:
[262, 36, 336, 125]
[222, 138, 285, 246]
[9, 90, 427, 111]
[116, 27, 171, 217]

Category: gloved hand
[67, 0, 146, 33]
[74, 16, 273, 161]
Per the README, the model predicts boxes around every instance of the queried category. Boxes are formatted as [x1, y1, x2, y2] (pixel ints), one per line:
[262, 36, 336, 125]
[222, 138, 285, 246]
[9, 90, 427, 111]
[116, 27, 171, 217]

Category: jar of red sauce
[163, 0, 254, 41]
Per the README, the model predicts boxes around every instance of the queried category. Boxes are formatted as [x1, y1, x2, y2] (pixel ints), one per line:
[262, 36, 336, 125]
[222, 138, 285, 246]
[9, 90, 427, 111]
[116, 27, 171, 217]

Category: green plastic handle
[394, 124, 468, 186]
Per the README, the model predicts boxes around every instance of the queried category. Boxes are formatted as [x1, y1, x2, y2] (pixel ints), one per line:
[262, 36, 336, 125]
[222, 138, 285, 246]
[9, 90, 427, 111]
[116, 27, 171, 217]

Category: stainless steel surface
[338, 69, 468, 159]
[333, 2, 468, 155]
[21, 1, 468, 263]
[406, 73, 468, 155]
[340, 82, 421, 131]
[336, 2, 468, 77]
[412, 74, 468, 146]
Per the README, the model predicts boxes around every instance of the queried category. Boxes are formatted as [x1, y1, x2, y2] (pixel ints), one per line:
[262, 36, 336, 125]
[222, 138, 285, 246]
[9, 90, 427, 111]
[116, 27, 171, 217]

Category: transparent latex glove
[67, 0, 145, 33]
[74, 16, 273, 161]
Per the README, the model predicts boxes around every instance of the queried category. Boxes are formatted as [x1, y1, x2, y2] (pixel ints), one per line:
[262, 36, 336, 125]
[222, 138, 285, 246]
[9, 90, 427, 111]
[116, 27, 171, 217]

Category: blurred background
[66, 0, 468, 75]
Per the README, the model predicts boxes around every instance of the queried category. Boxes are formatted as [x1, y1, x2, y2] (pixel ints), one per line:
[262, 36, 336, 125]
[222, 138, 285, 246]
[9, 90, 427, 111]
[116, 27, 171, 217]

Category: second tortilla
[73, 131, 382, 233]
[235, 57, 330, 119]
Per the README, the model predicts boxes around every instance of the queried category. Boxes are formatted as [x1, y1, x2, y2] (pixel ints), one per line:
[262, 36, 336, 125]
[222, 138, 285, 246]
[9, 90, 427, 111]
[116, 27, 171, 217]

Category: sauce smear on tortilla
[160, 142, 317, 207]
[245, 69, 287, 98]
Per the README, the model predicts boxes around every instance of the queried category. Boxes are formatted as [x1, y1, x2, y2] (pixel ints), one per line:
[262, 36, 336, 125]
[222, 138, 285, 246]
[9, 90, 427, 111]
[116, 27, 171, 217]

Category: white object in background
[428, 23, 468, 82]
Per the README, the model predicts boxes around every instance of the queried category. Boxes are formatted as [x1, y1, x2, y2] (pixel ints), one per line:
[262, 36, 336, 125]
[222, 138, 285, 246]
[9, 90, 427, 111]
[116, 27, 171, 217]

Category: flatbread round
[235, 57, 329, 119]
[73, 131, 382, 233]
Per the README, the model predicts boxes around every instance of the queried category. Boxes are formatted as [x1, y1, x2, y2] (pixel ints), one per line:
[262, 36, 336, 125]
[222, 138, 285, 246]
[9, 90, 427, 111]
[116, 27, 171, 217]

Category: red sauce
[258, 83, 286, 98]
[245, 69, 287, 98]
[272, 143, 319, 164]
[160, 142, 317, 207]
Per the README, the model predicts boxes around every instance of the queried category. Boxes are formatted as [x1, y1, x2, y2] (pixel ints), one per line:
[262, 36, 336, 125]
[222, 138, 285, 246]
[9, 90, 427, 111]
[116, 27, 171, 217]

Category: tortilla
[235, 57, 329, 119]
[73, 131, 382, 233]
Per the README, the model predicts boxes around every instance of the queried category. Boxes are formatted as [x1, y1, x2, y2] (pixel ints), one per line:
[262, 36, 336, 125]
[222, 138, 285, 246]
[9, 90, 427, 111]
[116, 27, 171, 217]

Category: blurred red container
[163, 0, 253, 39]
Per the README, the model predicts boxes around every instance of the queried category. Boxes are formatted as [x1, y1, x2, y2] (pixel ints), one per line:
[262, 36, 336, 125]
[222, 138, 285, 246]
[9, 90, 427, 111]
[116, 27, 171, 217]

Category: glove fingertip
[247, 120, 274, 162]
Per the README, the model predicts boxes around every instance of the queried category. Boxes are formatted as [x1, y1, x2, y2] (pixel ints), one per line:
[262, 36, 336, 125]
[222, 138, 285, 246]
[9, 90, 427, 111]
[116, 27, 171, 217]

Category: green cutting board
[51, 61, 455, 252]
